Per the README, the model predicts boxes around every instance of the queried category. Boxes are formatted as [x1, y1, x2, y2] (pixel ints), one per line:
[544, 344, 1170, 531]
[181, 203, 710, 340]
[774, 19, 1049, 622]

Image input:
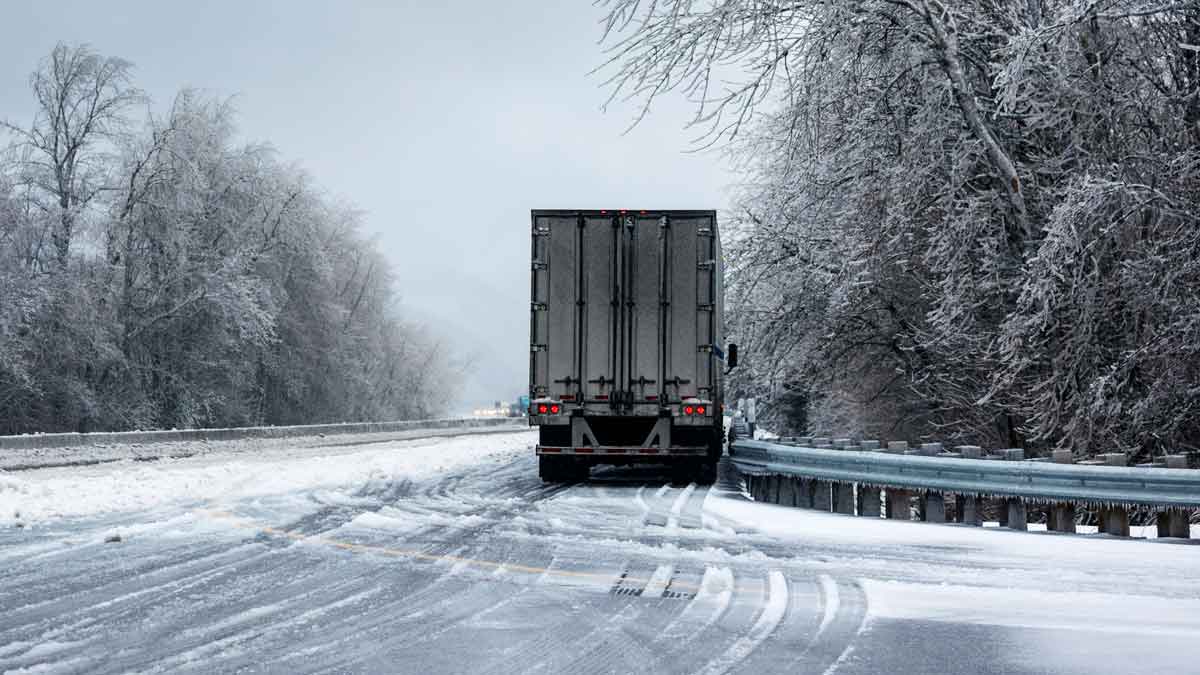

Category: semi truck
[528, 209, 736, 484]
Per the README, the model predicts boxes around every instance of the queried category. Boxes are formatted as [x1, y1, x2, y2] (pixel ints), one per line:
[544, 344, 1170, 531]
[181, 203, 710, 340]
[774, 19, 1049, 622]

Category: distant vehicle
[528, 209, 737, 483]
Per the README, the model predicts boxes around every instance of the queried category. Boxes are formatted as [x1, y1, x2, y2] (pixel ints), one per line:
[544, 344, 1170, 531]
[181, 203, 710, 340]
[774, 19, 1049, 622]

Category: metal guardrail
[0, 417, 525, 452]
[730, 439, 1200, 509]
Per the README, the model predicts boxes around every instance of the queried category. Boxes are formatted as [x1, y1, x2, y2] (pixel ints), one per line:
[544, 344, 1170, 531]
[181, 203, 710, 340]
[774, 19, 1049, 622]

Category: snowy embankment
[0, 428, 536, 526]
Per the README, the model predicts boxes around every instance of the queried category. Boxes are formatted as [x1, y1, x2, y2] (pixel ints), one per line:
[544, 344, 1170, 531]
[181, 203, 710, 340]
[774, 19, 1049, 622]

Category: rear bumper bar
[537, 445, 707, 456]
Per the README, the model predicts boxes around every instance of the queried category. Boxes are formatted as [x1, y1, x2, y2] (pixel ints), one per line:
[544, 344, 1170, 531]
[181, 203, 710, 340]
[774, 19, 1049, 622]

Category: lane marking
[641, 564, 675, 599]
[201, 508, 707, 593]
[698, 570, 789, 675]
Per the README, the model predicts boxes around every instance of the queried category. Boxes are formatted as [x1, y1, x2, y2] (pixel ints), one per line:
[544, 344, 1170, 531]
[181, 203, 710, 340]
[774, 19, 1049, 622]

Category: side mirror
[727, 343, 739, 369]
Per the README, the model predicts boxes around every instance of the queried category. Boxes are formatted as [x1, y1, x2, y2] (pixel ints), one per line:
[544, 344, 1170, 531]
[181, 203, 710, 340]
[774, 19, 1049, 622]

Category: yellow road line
[202, 508, 706, 593]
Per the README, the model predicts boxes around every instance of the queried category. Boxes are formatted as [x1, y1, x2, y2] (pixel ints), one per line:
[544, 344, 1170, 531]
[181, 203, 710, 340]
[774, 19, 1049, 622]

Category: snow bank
[861, 579, 1200, 637]
[701, 481, 1200, 600]
[0, 430, 535, 525]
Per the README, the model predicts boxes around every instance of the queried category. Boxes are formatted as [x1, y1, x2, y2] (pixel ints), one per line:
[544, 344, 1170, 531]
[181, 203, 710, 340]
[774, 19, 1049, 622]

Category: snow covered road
[2, 430, 1199, 674]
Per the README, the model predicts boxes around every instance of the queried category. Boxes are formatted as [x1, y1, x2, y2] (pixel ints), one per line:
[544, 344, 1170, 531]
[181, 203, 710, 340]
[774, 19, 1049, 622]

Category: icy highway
[3, 429, 1200, 674]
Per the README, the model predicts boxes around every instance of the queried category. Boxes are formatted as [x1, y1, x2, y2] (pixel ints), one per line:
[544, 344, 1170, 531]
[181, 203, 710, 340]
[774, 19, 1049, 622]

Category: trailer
[528, 209, 736, 483]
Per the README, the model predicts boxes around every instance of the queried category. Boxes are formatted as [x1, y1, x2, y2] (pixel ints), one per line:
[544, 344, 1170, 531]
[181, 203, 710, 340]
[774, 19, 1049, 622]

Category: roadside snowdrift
[0, 429, 535, 525]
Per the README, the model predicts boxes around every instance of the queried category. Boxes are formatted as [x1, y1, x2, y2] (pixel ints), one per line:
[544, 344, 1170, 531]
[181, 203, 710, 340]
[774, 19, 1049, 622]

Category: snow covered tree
[602, 1, 1200, 457]
[0, 44, 459, 434]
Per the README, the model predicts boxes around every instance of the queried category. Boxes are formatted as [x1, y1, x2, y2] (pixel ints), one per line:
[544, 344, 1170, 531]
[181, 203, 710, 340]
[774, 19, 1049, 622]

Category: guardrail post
[858, 486, 882, 517]
[1158, 455, 1192, 539]
[778, 476, 792, 505]
[855, 441, 882, 517]
[1000, 448, 1028, 530]
[813, 480, 833, 511]
[919, 442, 943, 456]
[801, 475, 820, 506]
[1047, 450, 1077, 533]
[1006, 498, 1028, 531]
[957, 495, 982, 526]
[956, 445, 984, 459]
[953, 447, 983, 526]
[835, 482, 856, 515]
[882, 442, 910, 519]
[923, 491, 946, 523]
[1095, 453, 1130, 537]
[886, 489, 910, 520]
[1048, 502, 1077, 533]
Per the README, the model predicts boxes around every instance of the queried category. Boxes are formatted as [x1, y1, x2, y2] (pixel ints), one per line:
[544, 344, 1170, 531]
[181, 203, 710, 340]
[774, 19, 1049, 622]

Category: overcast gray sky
[0, 1, 734, 412]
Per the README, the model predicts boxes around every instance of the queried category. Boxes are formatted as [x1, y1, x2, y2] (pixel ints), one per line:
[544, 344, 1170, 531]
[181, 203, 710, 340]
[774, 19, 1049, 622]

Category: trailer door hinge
[697, 227, 713, 236]
[530, 344, 548, 353]
[531, 302, 547, 311]
[697, 260, 716, 270]
[531, 261, 547, 271]
[698, 303, 715, 311]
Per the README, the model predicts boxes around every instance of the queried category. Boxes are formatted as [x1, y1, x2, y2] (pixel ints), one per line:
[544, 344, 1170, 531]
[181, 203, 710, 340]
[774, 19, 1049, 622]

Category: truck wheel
[540, 456, 588, 483]
[539, 456, 564, 483]
[571, 461, 591, 482]
[670, 462, 695, 487]
[694, 461, 717, 486]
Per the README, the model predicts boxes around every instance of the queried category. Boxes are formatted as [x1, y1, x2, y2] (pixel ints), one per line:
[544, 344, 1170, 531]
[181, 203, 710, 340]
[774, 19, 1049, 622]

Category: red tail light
[684, 405, 695, 415]
[538, 404, 548, 414]
[550, 404, 560, 414]
[697, 406, 706, 415]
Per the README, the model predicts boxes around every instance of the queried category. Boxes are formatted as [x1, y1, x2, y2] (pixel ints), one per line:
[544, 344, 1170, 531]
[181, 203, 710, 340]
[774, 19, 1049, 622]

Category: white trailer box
[528, 209, 730, 483]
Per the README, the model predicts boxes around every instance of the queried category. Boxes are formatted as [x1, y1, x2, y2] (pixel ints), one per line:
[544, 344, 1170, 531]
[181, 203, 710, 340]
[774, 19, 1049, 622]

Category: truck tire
[539, 455, 564, 483]
[670, 462, 693, 487]
[671, 460, 716, 486]
[539, 456, 588, 483]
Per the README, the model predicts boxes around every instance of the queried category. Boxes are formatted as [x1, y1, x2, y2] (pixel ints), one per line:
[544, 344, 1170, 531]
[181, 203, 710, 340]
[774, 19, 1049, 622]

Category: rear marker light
[684, 405, 694, 415]
[538, 404, 548, 414]
[697, 406, 706, 415]
[550, 404, 560, 414]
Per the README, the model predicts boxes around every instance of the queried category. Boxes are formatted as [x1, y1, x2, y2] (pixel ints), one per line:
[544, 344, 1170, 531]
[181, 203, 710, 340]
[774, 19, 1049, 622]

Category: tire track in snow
[697, 570, 789, 675]
[789, 576, 870, 675]
[667, 483, 697, 530]
[657, 566, 735, 644]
